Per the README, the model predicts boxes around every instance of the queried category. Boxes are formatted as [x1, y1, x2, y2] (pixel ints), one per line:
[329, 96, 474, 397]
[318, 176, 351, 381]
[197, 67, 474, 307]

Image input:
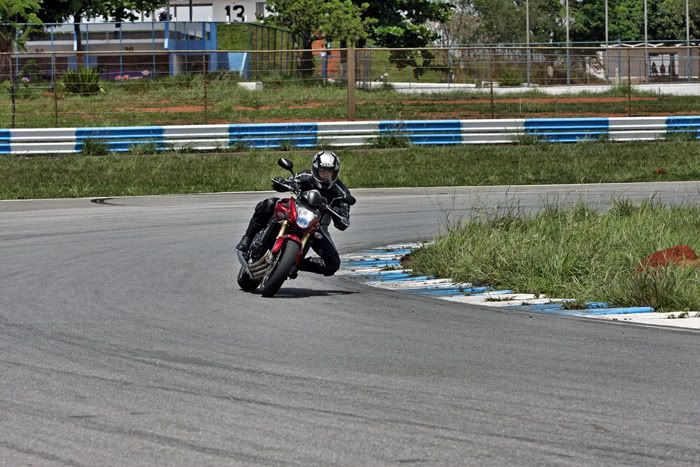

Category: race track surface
[1, 182, 699, 466]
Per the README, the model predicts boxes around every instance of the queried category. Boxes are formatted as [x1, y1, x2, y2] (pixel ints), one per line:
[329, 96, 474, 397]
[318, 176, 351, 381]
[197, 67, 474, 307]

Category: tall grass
[408, 199, 700, 311]
[2, 140, 700, 200]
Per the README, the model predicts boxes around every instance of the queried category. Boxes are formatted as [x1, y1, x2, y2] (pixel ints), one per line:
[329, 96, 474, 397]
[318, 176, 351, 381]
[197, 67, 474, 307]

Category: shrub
[371, 132, 411, 148]
[21, 59, 42, 82]
[62, 67, 102, 95]
[498, 69, 524, 87]
[80, 139, 109, 156]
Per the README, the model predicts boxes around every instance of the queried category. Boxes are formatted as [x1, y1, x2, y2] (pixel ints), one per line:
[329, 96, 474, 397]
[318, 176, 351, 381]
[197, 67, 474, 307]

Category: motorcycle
[236, 157, 350, 297]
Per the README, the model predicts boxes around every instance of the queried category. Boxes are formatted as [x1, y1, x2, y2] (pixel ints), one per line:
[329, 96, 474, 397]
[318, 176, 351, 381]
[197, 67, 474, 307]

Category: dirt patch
[396, 97, 658, 106]
[639, 245, 700, 270]
[139, 106, 205, 113]
[233, 102, 328, 111]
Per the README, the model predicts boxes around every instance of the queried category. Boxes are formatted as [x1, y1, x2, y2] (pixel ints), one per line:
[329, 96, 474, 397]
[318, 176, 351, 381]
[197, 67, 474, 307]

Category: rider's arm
[334, 179, 356, 206]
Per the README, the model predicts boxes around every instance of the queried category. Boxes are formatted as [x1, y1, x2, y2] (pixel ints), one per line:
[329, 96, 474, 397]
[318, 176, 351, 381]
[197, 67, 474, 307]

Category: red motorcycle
[236, 158, 349, 297]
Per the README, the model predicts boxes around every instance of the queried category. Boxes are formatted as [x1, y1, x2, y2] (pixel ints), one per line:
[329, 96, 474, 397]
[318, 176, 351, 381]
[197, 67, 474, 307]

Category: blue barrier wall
[0, 130, 10, 154]
[229, 123, 318, 149]
[524, 118, 609, 142]
[380, 120, 463, 145]
[666, 116, 700, 137]
[3, 116, 699, 155]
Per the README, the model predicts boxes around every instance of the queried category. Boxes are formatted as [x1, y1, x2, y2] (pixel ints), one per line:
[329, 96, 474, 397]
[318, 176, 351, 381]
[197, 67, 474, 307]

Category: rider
[236, 150, 355, 277]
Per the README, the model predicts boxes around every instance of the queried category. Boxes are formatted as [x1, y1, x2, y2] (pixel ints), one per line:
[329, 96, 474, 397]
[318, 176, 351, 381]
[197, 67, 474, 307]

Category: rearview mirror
[278, 158, 294, 174]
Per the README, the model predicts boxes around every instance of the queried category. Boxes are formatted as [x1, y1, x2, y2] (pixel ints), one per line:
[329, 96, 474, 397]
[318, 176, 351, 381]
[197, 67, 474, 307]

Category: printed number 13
[225, 5, 245, 22]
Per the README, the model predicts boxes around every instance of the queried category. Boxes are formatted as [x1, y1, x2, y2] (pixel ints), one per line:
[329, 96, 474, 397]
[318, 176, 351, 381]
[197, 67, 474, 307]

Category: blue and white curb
[340, 244, 700, 329]
[2, 116, 699, 154]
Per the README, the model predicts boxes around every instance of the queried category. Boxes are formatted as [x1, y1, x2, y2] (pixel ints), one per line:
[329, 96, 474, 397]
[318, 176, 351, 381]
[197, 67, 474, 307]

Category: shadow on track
[263, 288, 358, 299]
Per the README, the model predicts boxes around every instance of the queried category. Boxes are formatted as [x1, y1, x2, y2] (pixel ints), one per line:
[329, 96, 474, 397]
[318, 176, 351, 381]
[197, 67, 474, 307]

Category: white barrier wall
[1, 116, 698, 155]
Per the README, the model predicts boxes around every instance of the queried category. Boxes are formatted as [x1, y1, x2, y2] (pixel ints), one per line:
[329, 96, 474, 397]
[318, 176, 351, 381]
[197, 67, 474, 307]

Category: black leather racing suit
[244, 170, 355, 276]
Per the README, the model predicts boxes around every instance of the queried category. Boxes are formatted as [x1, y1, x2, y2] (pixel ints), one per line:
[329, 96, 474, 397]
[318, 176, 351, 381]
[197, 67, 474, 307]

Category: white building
[20, 1, 282, 78]
[166, 0, 269, 23]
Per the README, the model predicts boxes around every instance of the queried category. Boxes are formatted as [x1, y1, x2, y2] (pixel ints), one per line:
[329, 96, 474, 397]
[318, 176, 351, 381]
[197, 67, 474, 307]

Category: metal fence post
[203, 54, 208, 124]
[490, 48, 495, 119]
[627, 54, 632, 117]
[53, 51, 59, 127]
[347, 46, 356, 120]
[10, 55, 16, 128]
[152, 22, 156, 78]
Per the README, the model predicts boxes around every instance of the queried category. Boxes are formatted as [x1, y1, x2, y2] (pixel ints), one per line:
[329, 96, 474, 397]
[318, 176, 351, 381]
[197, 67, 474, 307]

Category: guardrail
[1, 116, 699, 155]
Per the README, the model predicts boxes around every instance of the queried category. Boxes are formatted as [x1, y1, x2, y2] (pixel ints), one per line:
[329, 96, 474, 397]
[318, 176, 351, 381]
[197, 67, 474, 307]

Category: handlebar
[271, 177, 350, 226]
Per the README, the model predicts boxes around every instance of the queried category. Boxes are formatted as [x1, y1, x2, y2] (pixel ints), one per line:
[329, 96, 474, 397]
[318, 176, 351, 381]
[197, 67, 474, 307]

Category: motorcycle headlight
[295, 205, 318, 229]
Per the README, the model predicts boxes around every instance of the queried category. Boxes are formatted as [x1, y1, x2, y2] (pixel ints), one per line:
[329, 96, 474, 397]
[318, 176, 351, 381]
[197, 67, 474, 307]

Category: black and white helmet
[311, 150, 340, 189]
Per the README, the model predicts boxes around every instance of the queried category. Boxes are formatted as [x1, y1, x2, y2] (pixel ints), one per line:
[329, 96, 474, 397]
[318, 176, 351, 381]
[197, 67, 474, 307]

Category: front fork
[271, 221, 313, 270]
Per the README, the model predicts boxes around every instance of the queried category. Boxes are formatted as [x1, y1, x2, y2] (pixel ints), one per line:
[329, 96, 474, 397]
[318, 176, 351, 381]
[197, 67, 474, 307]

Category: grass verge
[1, 140, 700, 199]
[3, 79, 700, 128]
[406, 199, 700, 312]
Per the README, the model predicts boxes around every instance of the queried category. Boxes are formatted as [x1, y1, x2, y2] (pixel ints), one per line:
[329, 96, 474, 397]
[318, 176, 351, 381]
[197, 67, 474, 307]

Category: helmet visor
[318, 167, 336, 182]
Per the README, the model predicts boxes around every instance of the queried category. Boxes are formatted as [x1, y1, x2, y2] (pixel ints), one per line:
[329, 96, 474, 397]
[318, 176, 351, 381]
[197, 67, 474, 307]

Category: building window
[256, 2, 266, 18]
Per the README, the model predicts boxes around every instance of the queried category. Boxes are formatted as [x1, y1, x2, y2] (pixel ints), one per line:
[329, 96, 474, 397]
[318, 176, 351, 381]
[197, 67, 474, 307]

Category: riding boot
[236, 219, 264, 251]
[298, 257, 328, 275]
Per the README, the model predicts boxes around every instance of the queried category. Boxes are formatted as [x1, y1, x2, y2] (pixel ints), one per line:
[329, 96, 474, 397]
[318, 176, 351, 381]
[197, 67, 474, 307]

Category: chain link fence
[1, 46, 699, 128]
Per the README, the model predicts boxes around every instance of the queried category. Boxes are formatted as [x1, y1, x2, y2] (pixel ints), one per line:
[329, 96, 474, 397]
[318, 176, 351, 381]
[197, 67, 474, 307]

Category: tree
[0, 0, 42, 80]
[571, 0, 700, 43]
[355, 0, 454, 77]
[649, 0, 700, 41]
[435, 0, 481, 47]
[265, 0, 369, 76]
[39, 0, 167, 52]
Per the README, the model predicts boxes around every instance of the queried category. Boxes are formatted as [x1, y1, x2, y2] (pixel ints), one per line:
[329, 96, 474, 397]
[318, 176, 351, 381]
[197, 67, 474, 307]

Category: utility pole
[644, 0, 648, 81]
[565, 0, 570, 85]
[605, 0, 608, 45]
[686, 0, 691, 81]
[526, 0, 530, 85]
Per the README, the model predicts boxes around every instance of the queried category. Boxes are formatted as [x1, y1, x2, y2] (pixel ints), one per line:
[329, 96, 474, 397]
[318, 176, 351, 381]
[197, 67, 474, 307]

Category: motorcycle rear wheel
[259, 241, 300, 297]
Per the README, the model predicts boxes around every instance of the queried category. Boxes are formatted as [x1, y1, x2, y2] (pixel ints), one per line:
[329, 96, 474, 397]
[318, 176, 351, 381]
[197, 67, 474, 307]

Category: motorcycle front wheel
[259, 241, 300, 297]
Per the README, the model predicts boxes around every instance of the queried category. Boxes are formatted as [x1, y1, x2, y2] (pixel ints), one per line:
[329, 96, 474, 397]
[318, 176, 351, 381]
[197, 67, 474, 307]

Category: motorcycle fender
[271, 234, 302, 255]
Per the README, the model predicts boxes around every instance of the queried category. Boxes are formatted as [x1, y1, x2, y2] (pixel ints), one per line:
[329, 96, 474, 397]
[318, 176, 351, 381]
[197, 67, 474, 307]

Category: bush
[498, 69, 524, 87]
[62, 67, 102, 95]
[21, 59, 42, 82]
[80, 139, 109, 156]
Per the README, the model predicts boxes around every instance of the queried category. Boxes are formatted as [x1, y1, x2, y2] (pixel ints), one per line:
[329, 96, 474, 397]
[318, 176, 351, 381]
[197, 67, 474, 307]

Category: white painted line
[439, 292, 530, 304]
[337, 270, 409, 277]
[594, 312, 700, 329]
[367, 279, 460, 289]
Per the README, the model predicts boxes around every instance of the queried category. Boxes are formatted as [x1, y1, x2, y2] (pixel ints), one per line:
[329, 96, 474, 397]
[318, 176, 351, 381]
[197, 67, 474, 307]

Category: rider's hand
[333, 202, 350, 231]
[272, 177, 290, 192]
[336, 201, 350, 219]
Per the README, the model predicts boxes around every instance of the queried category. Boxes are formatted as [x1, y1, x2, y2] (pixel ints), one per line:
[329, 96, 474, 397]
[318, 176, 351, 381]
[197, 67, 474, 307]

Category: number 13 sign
[224, 5, 245, 22]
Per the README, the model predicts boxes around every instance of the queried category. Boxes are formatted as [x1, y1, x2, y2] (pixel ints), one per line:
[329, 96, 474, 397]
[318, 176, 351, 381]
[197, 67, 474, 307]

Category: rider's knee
[254, 197, 278, 219]
[323, 255, 341, 276]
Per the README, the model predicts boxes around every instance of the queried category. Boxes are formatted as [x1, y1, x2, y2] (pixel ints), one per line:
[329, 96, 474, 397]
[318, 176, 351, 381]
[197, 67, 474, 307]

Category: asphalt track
[1, 182, 699, 466]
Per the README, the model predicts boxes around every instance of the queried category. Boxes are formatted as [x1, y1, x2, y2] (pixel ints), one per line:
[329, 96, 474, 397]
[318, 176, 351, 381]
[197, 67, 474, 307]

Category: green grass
[1, 140, 699, 200]
[2, 79, 700, 128]
[406, 199, 700, 311]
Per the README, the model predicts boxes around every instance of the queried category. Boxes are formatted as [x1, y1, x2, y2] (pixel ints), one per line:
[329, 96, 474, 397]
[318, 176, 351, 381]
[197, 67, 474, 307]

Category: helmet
[311, 150, 340, 189]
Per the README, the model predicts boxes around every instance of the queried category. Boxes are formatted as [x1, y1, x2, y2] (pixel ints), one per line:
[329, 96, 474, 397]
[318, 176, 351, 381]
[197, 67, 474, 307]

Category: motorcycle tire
[259, 241, 300, 297]
[237, 265, 260, 291]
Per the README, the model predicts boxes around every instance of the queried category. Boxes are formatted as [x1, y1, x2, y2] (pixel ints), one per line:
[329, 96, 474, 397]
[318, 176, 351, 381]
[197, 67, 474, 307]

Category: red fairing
[273, 198, 296, 224]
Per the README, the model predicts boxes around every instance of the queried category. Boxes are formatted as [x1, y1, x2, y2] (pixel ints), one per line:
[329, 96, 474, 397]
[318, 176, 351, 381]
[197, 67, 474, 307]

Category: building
[19, 1, 274, 79]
